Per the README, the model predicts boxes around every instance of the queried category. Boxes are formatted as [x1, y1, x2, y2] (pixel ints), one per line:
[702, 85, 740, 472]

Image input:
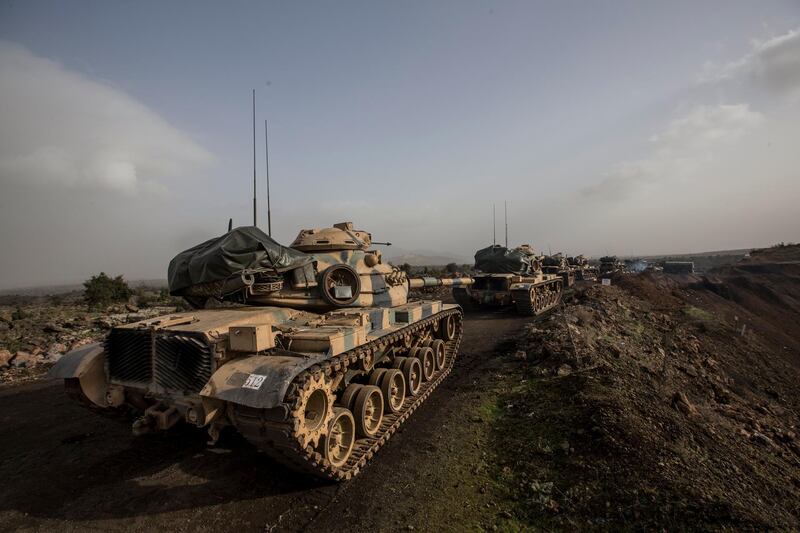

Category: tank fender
[200, 351, 330, 410]
[47, 343, 109, 407]
[47, 343, 104, 379]
[509, 283, 534, 291]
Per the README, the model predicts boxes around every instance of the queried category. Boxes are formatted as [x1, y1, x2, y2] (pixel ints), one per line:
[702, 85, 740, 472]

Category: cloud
[581, 104, 764, 200]
[700, 28, 800, 101]
[0, 42, 213, 195]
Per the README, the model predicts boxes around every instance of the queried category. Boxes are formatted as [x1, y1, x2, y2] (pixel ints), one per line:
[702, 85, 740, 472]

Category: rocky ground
[0, 291, 183, 384]
[464, 244, 800, 530]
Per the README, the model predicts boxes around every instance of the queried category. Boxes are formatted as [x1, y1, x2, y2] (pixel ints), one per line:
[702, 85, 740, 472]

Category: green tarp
[168, 226, 312, 294]
[474, 245, 535, 275]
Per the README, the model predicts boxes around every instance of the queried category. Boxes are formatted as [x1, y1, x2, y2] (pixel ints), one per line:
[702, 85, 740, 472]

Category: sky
[0, 0, 799, 289]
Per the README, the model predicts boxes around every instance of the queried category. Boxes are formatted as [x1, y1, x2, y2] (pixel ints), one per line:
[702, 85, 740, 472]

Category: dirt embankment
[483, 263, 800, 529]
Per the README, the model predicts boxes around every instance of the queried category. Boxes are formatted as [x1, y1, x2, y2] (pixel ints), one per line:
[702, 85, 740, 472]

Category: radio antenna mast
[492, 204, 496, 246]
[252, 89, 257, 227]
[264, 119, 272, 237]
[504, 200, 508, 248]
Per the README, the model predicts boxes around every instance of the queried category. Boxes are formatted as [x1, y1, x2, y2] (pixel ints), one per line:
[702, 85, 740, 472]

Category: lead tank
[453, 244, 562, 315]
[49, 222, 471, 481]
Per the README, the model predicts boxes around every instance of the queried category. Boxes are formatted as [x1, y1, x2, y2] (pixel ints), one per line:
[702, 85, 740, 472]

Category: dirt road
[0, 309, 529, 532]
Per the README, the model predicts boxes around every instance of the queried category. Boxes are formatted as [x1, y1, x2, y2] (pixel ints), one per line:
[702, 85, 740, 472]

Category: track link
[229, 308, 463, 481]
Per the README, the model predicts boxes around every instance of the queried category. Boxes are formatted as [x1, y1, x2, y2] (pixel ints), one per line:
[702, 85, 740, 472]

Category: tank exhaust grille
[154, 334, 214, 392]
[106, 329, 214, 393]
[106, 329, 153, 384]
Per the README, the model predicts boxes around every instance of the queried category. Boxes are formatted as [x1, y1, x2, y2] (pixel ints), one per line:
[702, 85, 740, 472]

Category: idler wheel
[320, 264, 361, 307]
[414, 347, 436, 381]
[379, 369, 406, 414]
[323, 407, 356, 468]
[353, 385, 383, 437]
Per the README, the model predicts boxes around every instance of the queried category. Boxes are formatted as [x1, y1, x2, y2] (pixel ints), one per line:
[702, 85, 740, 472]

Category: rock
[671, 392, 698, 416]
[556, 364, 573, 376]
[514, 350, 527, 360]
[43, 323, 65, 333]
[47, 343, 68, 361]
[12, 350, 38, 368]
[0, 349, 13, 367]
[94, 317, 118, 329]
[0, 322, 10, 332]
[751, 431, 775, 447]
[125, 303, 139, 313]
[0, 311, 12, 323]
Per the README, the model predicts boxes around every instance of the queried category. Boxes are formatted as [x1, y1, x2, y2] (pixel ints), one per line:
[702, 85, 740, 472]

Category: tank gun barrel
[407, 276, 473, 289]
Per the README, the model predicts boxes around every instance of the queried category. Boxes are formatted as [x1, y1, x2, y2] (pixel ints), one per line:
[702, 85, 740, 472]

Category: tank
[542, 253, 576, 287]
[599, 255, 624, 275]
[453, 244, 562, 315]
[48, 222, 471, 481]
[567, 254, 598, 281]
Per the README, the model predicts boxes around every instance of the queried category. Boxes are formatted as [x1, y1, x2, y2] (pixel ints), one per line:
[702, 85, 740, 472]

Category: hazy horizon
[1, 1, 799, 290]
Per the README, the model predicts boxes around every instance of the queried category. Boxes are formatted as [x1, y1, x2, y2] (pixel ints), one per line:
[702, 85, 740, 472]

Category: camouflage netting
[168, 226, 312, 295]
[474, 245, 536, 275]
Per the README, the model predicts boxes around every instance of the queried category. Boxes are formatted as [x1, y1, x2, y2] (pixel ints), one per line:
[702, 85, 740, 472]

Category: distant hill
[384, 245, 470, 267]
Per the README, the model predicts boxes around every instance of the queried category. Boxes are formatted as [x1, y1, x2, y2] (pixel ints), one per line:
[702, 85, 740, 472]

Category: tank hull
[49, 301, 463, 480]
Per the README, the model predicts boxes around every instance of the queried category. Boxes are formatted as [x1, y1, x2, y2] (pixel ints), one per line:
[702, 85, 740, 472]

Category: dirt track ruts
[0, 308, 530, 532]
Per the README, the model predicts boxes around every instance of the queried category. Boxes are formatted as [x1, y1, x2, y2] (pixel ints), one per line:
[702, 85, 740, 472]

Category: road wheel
[368, 368, 388, 387]
[415, 347, 436, 381]
[322, 407, 355, 468]
[379, 369, 406, 414]
[338, 383, 362, 410]
[439, 315, 457, 341]
[400, 357, 422, 396]
[353, 386, 383, 437]
[428, 339, 446, 370]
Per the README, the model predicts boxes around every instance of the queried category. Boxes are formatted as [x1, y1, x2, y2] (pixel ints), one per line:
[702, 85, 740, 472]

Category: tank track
[229, 307, 463, 481]
[512, 278, 562, 316]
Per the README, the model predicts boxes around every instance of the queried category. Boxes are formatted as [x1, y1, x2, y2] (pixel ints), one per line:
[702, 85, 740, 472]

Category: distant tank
[599, 255, 624, 275]
[453, 244, 562, 315]
[49, 222, 471, 481]
[542, 253, 576, 287]
[567, 255, 598, 281]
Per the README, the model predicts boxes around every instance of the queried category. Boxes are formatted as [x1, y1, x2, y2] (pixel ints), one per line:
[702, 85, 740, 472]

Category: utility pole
[264, 119, 272, 237]
[252, 89, 257, 227]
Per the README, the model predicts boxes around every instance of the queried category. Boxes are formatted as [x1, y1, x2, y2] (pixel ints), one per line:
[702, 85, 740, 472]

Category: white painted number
[242, 373, 267, 390]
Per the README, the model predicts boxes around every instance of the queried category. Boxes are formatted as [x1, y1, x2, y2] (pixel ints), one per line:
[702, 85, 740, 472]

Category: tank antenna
[264, 119, 272, 237]
[492, 203, 496, 246]
[504, 200, 508, 248]
[252, 89, 257, 227]
[228, 218, 233, 232]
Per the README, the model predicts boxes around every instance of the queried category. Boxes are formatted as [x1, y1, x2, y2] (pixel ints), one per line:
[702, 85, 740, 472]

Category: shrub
[83, 273, 133, 309]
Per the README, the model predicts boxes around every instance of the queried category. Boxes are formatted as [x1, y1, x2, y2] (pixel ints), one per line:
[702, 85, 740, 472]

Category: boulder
[0, 349, 13, 367]
[12, 351, 38, 368]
